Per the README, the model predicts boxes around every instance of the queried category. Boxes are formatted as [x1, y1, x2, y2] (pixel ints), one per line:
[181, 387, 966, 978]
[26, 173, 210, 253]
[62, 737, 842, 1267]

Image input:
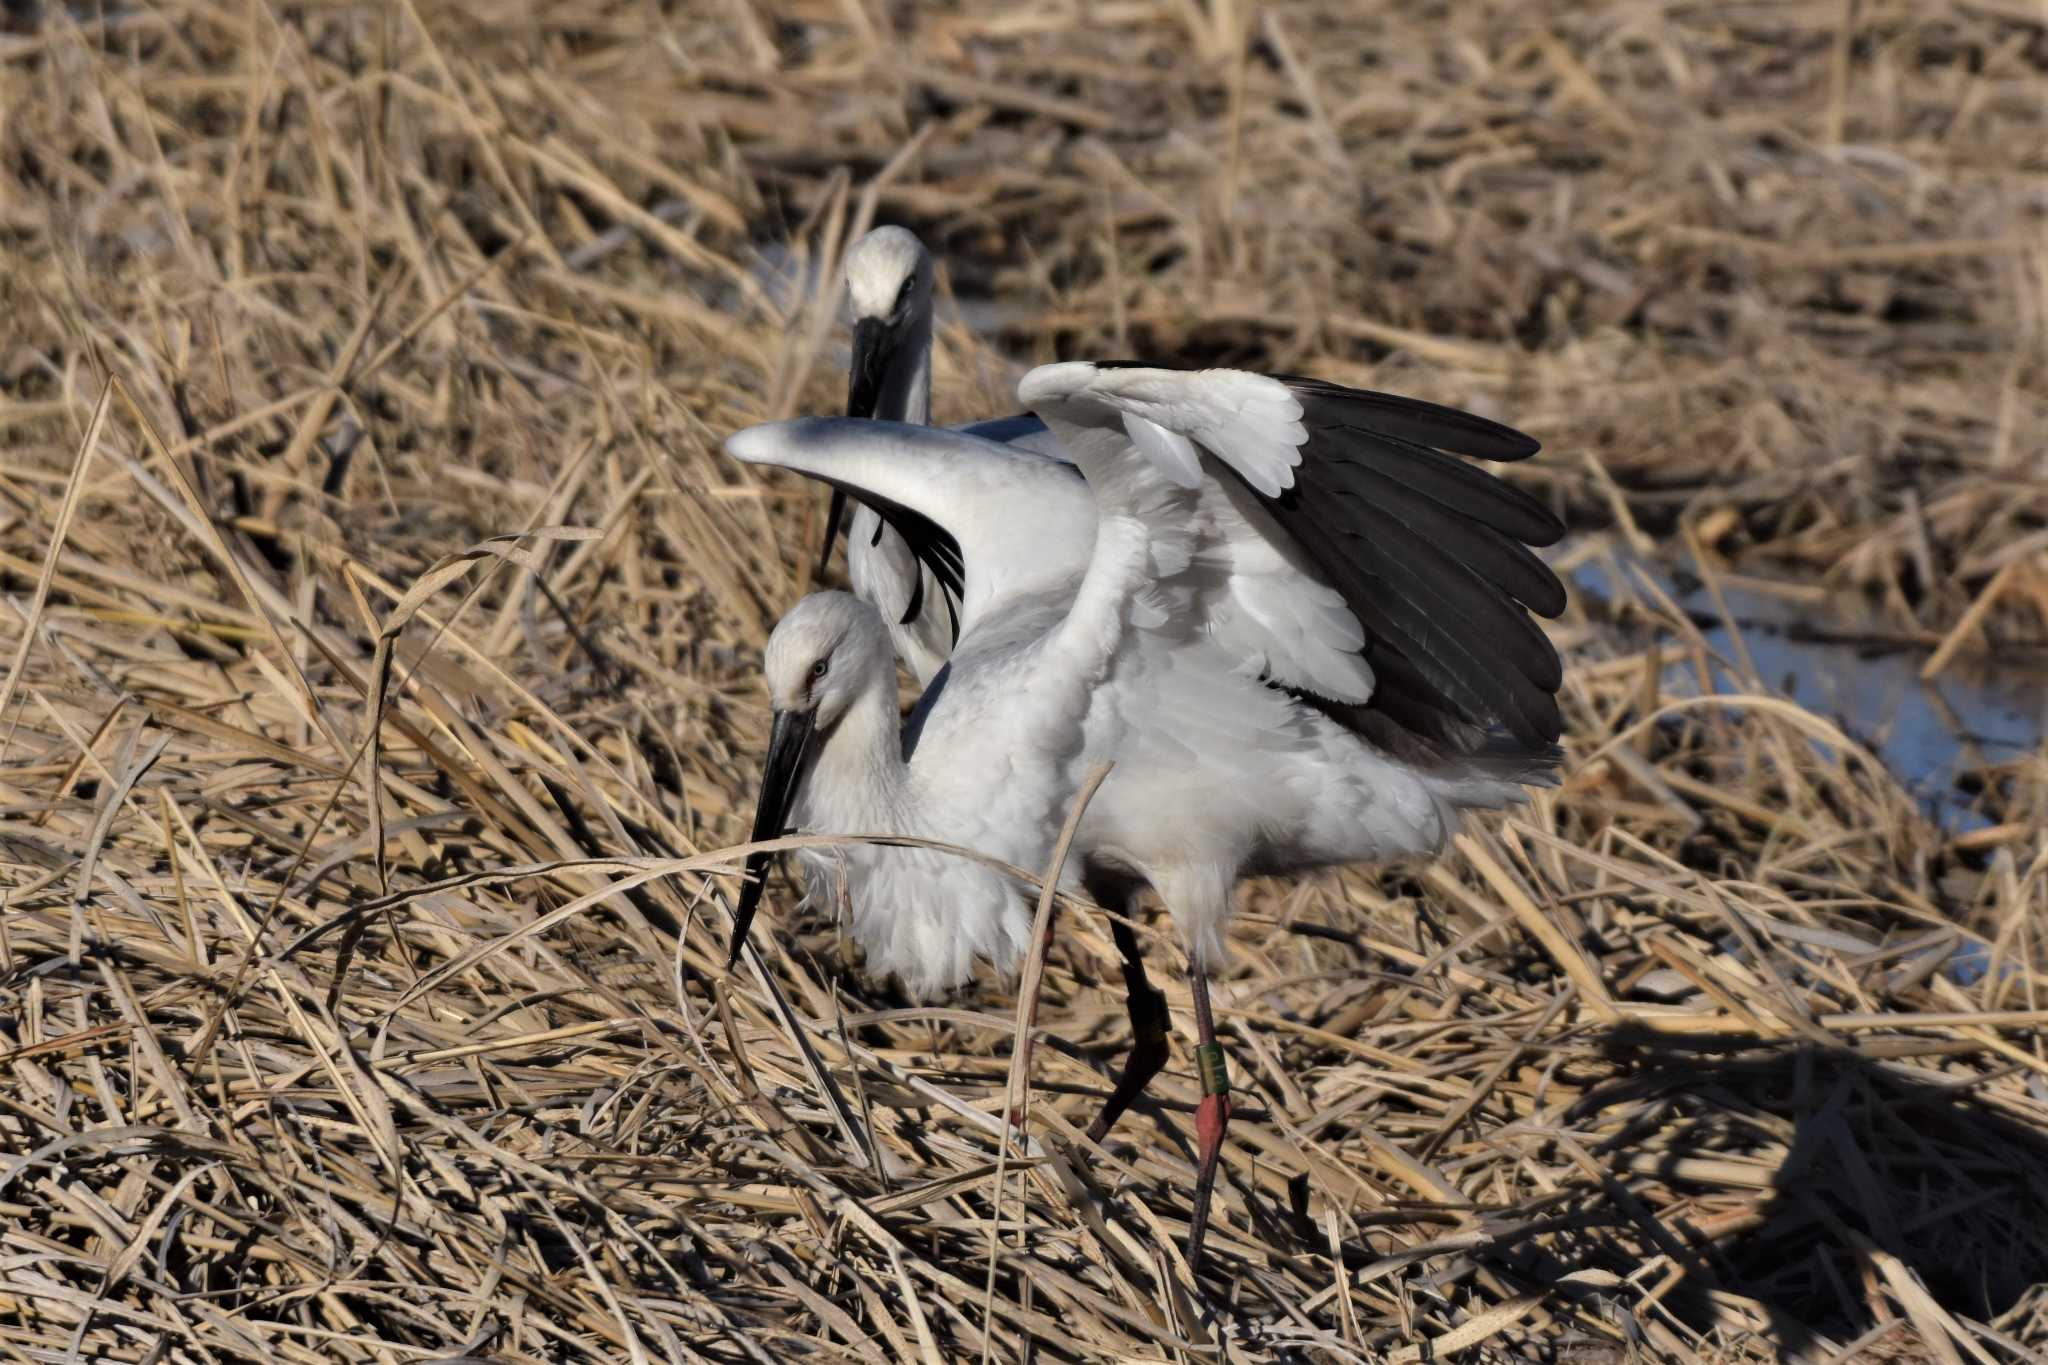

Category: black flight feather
[1242, 375, 1569, 750]
[809, 473, 963, 643]
[1278, 375, 1541, 462]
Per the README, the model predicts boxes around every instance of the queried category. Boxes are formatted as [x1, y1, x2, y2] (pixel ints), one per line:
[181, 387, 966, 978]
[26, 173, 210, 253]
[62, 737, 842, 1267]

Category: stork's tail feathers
[1422, 735, 1564, 810]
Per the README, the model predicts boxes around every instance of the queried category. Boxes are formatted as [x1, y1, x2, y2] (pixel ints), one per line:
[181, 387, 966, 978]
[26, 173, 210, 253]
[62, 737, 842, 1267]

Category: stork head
[730, 593, 892, 967]
[844, 225, 932, 354]
[761, 591, 892, 728]
[844, 227, 932, 423]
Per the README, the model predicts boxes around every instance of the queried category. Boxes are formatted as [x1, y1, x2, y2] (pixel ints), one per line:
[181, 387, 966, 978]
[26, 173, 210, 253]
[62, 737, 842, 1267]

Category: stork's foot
[1086, 913, 1170, 1144]
[1086, 976, 1169, 1143]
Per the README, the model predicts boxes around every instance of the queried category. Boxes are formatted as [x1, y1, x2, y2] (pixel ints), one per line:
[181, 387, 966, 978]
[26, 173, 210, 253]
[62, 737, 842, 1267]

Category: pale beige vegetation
[0, 0, 2043, 1360]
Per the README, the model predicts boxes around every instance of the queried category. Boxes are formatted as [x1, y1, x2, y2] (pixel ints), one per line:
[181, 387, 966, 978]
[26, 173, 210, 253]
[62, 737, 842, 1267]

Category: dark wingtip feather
[1281, 376, 1542, 462]
[1232, 372, 1568, 751]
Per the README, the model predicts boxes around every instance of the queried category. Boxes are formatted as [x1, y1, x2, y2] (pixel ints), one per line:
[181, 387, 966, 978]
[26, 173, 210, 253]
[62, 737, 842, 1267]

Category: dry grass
[1, 1, 2045, 1360]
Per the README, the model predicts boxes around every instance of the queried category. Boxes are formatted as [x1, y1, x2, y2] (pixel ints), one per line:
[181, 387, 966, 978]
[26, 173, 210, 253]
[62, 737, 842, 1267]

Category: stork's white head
[844, 225, 932, 324]
[761, 591, 892, 730]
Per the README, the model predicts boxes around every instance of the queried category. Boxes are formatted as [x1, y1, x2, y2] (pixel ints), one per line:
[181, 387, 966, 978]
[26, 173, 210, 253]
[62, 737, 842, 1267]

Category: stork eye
[893, 274, 916, 310]
[810, 658, 829, 681]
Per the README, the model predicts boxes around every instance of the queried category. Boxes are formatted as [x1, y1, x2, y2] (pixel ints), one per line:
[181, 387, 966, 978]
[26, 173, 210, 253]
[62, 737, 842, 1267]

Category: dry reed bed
[0, 1, 2044, 1361]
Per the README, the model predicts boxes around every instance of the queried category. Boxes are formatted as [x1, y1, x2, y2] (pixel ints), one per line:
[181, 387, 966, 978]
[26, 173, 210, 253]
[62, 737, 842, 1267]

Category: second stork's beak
[817, 316, 896, 577]
[847, 315, 894, 420]
[729, 706, 817, 968]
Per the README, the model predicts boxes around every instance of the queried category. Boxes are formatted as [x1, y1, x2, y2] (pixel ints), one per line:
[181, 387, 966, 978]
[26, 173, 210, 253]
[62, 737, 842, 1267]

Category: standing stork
[727, 357, 1567, 1269]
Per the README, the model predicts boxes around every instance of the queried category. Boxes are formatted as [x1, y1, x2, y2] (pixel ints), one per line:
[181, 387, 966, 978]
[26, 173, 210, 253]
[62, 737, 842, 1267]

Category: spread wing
[725, 418, 1097, 645]
[1015, 362, 1567, 750]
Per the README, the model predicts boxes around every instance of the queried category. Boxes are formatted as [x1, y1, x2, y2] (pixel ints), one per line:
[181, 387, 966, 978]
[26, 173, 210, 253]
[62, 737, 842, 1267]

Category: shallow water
[1569, 544, 2046, 831]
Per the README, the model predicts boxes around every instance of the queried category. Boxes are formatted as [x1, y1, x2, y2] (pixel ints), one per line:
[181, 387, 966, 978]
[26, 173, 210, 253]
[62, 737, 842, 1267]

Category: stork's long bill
[816, 316, 898, 577]
[730, 706, 816, 967]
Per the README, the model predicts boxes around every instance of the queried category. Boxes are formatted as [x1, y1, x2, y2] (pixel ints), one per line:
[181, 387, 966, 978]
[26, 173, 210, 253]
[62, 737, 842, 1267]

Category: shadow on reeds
[1569, 1027, 2048, 1357]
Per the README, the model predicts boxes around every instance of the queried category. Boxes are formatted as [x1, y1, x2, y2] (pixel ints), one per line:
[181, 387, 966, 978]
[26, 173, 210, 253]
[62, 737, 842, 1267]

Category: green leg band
[1195, 1042, 1229, 1097]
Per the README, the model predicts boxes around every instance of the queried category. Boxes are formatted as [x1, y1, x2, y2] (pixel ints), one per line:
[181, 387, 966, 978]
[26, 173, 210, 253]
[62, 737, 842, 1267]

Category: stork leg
[1085, 913, 1171, 1143]
[1184, 960, 1232, 1270]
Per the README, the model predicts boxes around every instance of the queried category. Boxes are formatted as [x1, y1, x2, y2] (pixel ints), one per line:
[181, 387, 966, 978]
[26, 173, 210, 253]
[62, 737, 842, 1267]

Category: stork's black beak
[817, 316, 897, 577]
[729, 706, 817, 968]
[847, 315, 894, 420]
